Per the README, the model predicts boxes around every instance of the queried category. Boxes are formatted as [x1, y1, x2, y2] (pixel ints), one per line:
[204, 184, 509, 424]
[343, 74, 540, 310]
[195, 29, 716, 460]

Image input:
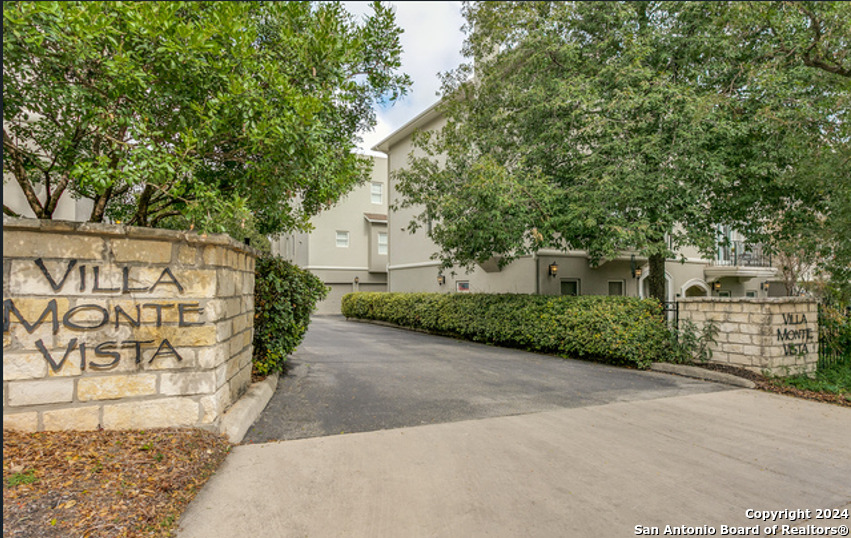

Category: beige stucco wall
[3, 218, 258, 432]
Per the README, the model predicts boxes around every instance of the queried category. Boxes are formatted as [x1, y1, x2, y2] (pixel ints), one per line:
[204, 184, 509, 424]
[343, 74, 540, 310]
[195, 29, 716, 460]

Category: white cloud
[343, 1, 467, 152]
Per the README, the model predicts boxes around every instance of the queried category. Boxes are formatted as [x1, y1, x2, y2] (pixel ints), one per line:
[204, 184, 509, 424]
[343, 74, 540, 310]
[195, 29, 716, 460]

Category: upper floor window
[335, 230, 349, 248]
[377, 232, 388, 255]
[371, 182, 383, 204]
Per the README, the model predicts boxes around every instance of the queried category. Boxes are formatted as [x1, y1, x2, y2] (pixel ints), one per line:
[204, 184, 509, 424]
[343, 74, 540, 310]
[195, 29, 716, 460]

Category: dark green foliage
[819, 304, 851, 366]
[253, 257, 328, 376]
[341, 292, 672, 368]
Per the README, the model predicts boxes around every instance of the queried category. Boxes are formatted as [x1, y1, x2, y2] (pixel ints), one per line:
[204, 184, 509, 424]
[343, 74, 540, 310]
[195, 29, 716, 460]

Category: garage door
[315, 284, 354, 315]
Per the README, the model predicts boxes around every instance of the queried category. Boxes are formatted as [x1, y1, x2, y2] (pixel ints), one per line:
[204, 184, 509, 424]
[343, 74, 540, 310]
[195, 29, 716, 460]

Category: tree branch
[3, 205, 22, 217]
[3, 129, 45, 217]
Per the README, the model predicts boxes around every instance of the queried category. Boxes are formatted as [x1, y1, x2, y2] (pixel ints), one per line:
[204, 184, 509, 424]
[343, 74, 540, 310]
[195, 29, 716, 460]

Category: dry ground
[3, 428, 230, 538]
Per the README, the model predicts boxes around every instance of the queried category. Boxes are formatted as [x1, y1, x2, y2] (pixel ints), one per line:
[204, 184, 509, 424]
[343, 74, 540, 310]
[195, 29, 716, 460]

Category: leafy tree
[394, 1, 849, 303]
[3, 1, 409, 236]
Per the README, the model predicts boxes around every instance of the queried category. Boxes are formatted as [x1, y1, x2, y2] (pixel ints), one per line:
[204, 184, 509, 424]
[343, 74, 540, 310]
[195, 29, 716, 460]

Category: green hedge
[341, 292, 671, 368]
[253, 257, 328, 375]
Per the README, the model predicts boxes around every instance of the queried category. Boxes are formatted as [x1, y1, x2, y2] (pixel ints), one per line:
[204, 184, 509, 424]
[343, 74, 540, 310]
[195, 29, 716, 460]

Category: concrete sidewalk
[178, 389, 851, 538]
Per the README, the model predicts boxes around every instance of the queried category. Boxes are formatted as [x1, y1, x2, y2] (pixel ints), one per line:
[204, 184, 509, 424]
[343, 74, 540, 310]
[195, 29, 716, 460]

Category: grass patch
[6, 469, 38, 488]
[774, 356, 851, 400]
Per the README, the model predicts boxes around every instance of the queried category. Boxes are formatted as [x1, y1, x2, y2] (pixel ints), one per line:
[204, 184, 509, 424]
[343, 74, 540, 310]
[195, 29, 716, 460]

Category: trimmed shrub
[341, 292, 671, 368]
[253, 257, 328, 376]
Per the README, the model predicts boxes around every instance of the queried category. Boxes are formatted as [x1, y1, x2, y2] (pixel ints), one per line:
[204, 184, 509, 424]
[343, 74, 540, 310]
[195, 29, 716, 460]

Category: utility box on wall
[3, 218, 258, 433]
[678, 297, 818, 376]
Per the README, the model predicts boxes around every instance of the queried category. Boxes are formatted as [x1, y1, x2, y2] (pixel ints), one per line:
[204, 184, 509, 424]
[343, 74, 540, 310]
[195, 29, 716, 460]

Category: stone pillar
[3, 218, 258, 432]
[677, 297, 818, 376]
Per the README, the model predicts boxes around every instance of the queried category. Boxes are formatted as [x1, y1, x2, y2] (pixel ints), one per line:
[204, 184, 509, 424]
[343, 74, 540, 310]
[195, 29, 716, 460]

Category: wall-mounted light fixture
[760, 281, 769, 292]
[548, 262, 559, 277]
[354, 276, 360, 284]
[437, 274, 446, 286]
[713, 281, 722, 292]
[630, 254, 642, 279]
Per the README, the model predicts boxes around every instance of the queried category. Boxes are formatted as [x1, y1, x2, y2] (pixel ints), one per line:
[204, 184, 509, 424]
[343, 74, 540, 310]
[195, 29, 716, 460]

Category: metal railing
[712, 241, 772, 267]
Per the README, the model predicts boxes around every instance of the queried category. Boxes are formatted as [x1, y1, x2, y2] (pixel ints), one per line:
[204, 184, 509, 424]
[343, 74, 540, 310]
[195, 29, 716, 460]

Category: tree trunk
[647, 252, 667, 304]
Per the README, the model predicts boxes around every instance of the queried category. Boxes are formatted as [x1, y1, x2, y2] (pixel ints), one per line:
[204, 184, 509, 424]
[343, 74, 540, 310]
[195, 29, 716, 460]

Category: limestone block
[160, 371, 217, 396]
[226, 355, 241, 379]
[720, 343, 744, 354]
[215, 363, 228, 388]
[43, 406, 100, 431]
[229, 366, 251, 400]
[216, 269, 236, 297]
[178, 245, 197, 265]
[198, 346, 226, 369]
[3, 412, 39, 432]
[742, 345, 762, 356]
[7, 379, 74, 406]
[200, 385, 230, 424]
[203, 246, 225, 267]
[3, 351, 48, 381]
[728, 313, 749, 323]
[145, 347, 196, 370]
[216, 321, 232, 343]
[102, 398, 199, 429]
[132, 267, 216, 298]
[718, 322, 737, 333]
[749, 313, 769, 325]
[111, 239, 173, 263]
[728, 332, 756, 345]
[131, 324, 217, 348]
[4, 231, 103, 259]
[78, 374, 157, 401]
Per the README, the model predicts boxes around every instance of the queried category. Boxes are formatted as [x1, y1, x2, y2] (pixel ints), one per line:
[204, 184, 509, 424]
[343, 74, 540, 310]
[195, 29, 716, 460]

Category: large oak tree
[3, 1, 410, 236]
[394, 1, 849, 303]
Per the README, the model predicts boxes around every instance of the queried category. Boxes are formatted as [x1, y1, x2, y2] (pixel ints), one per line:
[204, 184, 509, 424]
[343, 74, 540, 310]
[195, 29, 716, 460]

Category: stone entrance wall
[678, 297, 818, 376]
[3, 218, 257, 432]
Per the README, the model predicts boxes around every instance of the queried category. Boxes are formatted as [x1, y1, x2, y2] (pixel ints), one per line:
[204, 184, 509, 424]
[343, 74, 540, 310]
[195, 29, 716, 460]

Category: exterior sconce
[630, 254, 642, 279]
[760, 281, 769, 292]
[713, 281, 721, 292]
[437, 275, 446, 286]
[548, 262, 559, 277]
[354, 276, 360, 284]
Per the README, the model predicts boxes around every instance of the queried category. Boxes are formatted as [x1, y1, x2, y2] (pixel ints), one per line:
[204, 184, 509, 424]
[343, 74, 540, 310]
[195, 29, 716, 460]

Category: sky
[342, 2, 467, 156]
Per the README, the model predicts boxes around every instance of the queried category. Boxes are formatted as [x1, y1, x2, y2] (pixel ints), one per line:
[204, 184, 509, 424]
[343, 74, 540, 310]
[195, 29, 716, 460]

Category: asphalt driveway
[244, 315, 731, 443]
[180, 316, 851, 538]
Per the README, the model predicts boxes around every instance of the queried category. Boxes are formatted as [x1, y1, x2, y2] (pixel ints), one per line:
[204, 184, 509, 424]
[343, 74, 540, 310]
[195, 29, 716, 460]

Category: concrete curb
[650, 363, 756, 389]
[219, 373, 278, 443]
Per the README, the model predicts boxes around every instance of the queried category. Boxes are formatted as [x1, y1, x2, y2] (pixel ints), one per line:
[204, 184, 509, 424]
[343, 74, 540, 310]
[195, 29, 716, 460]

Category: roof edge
[372, 99, 444, 153]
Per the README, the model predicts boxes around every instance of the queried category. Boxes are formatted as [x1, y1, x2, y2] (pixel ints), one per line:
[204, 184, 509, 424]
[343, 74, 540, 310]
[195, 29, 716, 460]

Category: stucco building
[373, 101, 780, 302]
[270, 155, 389, 313]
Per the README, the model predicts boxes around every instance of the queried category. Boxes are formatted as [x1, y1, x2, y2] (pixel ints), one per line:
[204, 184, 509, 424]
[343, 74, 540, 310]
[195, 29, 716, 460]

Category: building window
[560, 279, 580, 296]
[335, 231, 349, 248]
[746, 291, 756, 298]
[371, 182, 383, 204]
[608, 280, 624, 296]
[456, 281, 470, 293]
[377, 232, 388, 255]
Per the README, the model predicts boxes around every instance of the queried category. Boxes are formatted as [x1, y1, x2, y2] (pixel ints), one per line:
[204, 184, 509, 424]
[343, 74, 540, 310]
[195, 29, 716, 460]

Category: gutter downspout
[534, 252, 540, 295]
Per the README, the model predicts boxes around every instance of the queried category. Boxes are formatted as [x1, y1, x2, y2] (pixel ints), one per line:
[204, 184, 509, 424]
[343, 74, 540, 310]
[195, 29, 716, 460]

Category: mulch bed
[3, 428, 231, 538]
[693, 362, 851, 408]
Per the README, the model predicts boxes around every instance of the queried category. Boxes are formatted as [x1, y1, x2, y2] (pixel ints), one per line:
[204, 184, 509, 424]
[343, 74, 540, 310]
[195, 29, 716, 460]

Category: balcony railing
[712, 241, 772, 267]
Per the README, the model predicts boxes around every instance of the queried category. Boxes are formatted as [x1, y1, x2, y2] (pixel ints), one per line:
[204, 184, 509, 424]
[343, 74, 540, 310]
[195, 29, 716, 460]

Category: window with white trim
[608, 280, 624, 296]
[335, 231, 349, 248]
[560, 279, 580, 296]
[377, 232, 388, 255]
[371, 182, 383, 204]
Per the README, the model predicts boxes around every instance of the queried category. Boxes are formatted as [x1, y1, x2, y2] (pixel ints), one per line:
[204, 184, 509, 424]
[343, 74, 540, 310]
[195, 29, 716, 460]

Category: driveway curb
[650, 362, 756, 388]
[220, 373, 278, 443]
